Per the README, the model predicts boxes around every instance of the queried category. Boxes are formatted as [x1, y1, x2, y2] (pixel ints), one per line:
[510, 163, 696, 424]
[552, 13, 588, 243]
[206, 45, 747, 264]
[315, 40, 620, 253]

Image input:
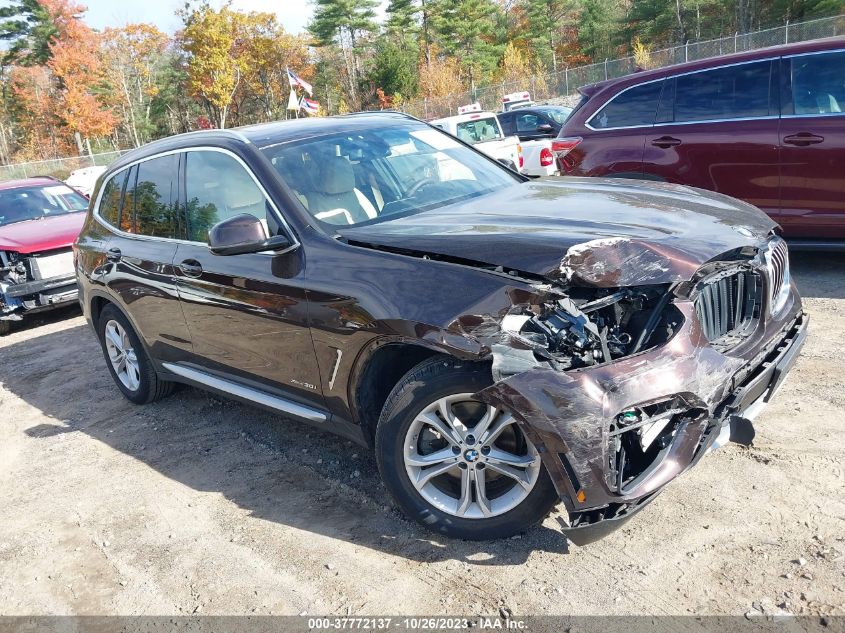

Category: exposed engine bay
[490, 283, 683, 380]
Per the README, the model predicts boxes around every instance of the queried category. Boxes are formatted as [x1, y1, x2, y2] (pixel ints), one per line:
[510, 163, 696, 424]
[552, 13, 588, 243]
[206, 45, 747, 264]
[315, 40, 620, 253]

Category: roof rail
[164, 127, 252, 144]
[338, 110, 422, 123]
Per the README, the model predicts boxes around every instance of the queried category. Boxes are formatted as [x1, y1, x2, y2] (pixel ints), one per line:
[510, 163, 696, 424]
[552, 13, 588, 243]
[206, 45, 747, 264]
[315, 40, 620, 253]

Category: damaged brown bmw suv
[75, 113, 807, 543]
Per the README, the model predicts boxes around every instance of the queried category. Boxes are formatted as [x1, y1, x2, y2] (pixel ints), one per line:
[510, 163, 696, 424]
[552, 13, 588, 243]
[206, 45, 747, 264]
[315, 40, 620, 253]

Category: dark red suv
[555, 37, 845, 244]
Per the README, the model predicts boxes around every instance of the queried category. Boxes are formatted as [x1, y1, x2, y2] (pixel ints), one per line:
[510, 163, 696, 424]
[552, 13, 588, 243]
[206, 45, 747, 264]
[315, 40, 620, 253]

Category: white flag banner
[287, 89, 298, 111]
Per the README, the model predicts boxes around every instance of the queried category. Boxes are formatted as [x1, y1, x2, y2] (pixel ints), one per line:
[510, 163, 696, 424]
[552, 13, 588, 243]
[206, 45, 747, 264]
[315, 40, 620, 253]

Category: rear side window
[790, 51, 845, 115]
[184, 151, 278, 243]
[590, 80, 663, 129]
[673, 60, 772, 122]
[133, 154, 181, 239]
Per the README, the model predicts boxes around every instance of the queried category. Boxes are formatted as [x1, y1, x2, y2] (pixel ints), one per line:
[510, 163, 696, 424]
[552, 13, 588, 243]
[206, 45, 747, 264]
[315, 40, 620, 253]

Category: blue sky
[82, 0, 316, 34]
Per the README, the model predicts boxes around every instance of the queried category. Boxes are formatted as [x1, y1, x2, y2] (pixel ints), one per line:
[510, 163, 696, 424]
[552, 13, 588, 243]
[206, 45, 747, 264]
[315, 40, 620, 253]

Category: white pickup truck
[429, 109, 522, 173]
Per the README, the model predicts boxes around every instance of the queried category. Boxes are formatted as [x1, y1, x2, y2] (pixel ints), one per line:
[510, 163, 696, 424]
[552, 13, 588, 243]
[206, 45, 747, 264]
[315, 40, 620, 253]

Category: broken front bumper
[0, 273, 78, 320]
[476, 299, 808, 545]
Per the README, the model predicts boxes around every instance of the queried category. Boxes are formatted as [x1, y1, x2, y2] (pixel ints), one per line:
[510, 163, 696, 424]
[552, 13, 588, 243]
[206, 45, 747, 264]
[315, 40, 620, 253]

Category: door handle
[651, 136, 682, 148]
[783, 133, 824, 146]
[178, 259, 203, 278]
[106, 247, 122, 262]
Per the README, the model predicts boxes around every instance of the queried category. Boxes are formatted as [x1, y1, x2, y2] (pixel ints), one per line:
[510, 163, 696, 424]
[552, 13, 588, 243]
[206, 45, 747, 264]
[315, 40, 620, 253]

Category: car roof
[580, 35, 845, 97]
[106, 112, 425, 174]
[0, 177, 63, 191]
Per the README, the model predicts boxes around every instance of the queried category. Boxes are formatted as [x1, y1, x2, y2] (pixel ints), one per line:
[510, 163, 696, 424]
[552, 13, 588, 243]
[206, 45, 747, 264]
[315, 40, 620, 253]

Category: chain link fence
[402, 13, 845, 120]
[0, 150, 127, 182]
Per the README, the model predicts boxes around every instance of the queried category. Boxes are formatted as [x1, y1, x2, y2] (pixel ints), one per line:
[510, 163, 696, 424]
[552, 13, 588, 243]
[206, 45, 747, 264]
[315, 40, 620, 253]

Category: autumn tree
[179, 3, 242, 129]
[100, 24, 170, 147]
[233, 12, 312, 123]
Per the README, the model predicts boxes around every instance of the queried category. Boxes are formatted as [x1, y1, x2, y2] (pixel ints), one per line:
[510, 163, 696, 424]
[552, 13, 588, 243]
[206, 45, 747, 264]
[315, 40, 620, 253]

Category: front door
[642, 60, 781, 219]
[778, 49, 845, 239]
[172, 148, 323, 405]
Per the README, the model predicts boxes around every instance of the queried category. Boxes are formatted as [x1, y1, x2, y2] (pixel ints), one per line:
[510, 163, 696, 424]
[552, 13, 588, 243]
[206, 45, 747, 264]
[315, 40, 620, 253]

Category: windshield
[262, 123, 520, 228]
[455, 117, 502, 144]
[0, 184, 88, 227]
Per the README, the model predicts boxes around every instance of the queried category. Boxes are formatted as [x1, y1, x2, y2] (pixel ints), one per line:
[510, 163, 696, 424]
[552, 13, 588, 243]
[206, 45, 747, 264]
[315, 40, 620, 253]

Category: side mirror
[208, 213, 292, 256]
[535, 123, 555, 135]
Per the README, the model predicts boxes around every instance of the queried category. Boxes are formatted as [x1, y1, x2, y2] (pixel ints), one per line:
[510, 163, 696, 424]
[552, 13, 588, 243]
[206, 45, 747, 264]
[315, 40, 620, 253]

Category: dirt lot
[0, 252, 843, 618]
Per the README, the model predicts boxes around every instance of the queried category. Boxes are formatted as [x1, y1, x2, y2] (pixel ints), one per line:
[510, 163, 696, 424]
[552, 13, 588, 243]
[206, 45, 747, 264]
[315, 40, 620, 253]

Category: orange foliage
[42, 0, 117, 141]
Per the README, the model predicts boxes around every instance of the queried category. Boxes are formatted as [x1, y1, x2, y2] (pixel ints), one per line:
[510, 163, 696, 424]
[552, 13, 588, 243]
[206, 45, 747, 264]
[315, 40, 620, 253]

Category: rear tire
[375, 356, 558, 540]
[97, 304, 172, 404]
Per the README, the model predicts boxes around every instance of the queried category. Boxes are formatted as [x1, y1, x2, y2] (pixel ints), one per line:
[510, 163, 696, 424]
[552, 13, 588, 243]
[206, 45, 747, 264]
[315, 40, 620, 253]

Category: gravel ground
[0, 251, 843, 617]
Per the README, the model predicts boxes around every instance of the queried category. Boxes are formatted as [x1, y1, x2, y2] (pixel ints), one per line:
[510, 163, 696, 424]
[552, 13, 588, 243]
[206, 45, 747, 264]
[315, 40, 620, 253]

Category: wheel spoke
[106, 325, 123, 351]
[474, 468, 492, 517]
[472, 405, 498, 442]
[478, 412, 515, 445]
[486, 447, 538, 468]
[417, 411, 461, 446]
[413, 460, 456, 489]
[485, 461, 533, 490]
[456, 468, 473, 516]
[405, 447, 456, 467]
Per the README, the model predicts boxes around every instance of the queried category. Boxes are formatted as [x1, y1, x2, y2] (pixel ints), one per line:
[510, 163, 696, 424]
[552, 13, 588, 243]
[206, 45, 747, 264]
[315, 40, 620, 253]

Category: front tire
[375, 356, 558, 540]
[97, 304, 172, 404]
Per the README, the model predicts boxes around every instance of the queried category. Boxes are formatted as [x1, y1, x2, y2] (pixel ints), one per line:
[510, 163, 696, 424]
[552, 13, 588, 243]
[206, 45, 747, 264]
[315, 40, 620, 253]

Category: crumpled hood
[0, 212, 85, 254]
[338, 177, 777, 287]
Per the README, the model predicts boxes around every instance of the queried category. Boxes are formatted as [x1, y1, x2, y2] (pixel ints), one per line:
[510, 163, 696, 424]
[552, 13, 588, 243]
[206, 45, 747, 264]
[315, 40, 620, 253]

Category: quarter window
[98, 174, 124, 227]
[673, 61, 772, 122]
[790, 51, 845, 115]
[590, 80, 663, 129]
[184, 151, 278, 243]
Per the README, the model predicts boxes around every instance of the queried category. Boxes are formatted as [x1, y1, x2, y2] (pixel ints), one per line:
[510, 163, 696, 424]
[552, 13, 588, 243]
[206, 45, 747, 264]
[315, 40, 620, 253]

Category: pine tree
[524, 0, 575, 72]
[309, 0, 378, 108]
[0, 0, 60, 65]
[430, 0, 505, 88]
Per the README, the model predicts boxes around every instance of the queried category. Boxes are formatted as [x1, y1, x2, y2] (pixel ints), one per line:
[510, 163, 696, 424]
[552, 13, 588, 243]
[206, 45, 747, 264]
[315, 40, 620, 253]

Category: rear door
[172, 148, 323, 407]
[642, 60, 780, 218]
[778, 49, 845, 238]
[101, 153, 193, 361]
[575, 79, 664, 178]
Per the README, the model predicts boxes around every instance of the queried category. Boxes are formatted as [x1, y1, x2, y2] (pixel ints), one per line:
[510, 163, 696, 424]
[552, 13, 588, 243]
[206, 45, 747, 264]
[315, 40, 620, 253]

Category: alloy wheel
[103, 319, 141, 392]
[403, 394, 541, 519]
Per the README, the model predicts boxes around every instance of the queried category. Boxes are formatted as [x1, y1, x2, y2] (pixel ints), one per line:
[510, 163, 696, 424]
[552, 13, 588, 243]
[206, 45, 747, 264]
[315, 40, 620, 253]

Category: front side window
[590, 80, 663, 129]
[455, 117, 503, 144]
[790, 51, 845, 115]
[262, 123, 519, 227]
[0, 183, 88, 227]
[134, 154, 181, 239]
[673, 61, 773, 122]
[184, 151, 279, 243]
[516, 113, 541, 132]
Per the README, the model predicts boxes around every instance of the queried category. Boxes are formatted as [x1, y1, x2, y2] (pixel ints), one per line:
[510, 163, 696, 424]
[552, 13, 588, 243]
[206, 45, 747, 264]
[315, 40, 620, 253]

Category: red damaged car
[555, 37, 845, 245]
[0, 177, 89, 335]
